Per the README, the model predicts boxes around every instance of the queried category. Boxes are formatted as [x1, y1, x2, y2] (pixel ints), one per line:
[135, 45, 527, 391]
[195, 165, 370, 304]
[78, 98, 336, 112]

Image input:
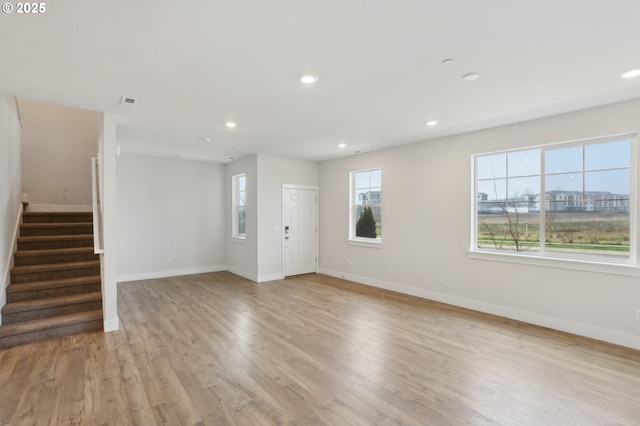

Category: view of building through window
[475, 137, 633, 258]
[232, 173, 246, 238]
[351, 168, 382, 240]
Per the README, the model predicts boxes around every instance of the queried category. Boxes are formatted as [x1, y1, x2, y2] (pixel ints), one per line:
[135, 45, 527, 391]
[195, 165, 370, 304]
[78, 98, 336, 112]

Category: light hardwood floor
[1, 271, 639, 425]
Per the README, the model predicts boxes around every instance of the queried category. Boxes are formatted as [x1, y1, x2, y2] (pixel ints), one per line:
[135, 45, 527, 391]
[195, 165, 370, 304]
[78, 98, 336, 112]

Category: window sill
[348, 238, 383, 248]
[231, 236, 246, 243]
[468, 249, 640, 277]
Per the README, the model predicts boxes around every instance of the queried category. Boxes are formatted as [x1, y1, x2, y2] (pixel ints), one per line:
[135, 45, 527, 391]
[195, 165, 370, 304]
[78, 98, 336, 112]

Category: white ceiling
[1, 0, 639, 163]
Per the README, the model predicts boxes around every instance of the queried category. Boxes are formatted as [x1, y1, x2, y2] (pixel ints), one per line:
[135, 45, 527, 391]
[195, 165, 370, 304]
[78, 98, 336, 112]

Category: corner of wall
[0, 199, 22, 326]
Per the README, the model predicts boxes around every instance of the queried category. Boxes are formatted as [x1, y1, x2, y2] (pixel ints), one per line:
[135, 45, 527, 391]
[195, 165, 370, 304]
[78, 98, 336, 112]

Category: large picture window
[232, 173, 246, 239]
[473, 135, 634, 262]
[350, 168, 382, 242]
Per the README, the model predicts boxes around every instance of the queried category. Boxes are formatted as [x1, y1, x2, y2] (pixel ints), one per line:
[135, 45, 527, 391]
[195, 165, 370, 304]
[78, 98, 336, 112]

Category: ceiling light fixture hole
[462, 72, 480, 81]
[300, 74, 319, 84]
[622, 69, 640, 79]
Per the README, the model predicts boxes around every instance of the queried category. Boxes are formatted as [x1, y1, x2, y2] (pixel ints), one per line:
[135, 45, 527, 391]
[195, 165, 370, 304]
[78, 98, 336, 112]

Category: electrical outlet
[635, 310, 640, 322]
[438, 276, 445, 285]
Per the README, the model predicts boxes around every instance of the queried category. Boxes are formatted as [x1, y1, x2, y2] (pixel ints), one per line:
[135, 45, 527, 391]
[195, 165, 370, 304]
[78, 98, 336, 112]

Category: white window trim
[468, 250, 640, 277]
[470, 133, 638, 269]
[232, 173, 246, 240]
[349, 168, 383, 245]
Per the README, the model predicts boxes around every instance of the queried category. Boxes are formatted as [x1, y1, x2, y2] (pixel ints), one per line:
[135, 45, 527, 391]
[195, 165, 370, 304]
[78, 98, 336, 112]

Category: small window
[350, 168, 382, 242]
[473, 135, 634, 263]
[232, 173, 246, 239]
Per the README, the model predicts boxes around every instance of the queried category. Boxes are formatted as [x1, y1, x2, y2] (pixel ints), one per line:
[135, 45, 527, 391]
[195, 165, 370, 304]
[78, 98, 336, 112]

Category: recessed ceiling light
[353, 150, 361, 154]
[441, 58, 454, 65]
[426, 120, 439, 127]
[622, 69, 640, 79]
[462, 72, 480, 81]
[300, 74, 319, 84]
[338, 143, 347, 148]
[198, 137, 212, 142]
[225, 121, 237, 128]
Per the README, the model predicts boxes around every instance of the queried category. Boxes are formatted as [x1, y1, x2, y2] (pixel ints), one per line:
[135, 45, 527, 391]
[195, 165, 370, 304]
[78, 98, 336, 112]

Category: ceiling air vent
[120, 96, 136, 107]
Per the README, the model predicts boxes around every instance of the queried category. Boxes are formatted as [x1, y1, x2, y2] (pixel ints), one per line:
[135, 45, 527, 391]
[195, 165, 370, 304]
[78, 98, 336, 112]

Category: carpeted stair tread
[2, 291, 102, 314]
[0, 309, 103, 338]
[17, 234, 94, 250]
[21, 222, 93, 228]
[18, 234, 94, 243]
[14, 247, 97, 266]
[22, 211, 93, 223]
[7, 275, 101, 293]
[11, 260, 100, 274]
[15, 247, 94, 257]
[20, 222, 94, 236]
[1, 210, 103, 348]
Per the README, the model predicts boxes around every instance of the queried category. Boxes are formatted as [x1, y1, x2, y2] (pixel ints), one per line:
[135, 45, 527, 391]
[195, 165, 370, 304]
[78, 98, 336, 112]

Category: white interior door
[283, 187, 318, 277]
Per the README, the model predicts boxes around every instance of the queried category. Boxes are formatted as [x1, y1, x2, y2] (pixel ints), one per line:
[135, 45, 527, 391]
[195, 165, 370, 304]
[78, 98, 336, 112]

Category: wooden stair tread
[7, 275, 101, 293]
[11, 260, 100, 274]
[2, 292, 102, 314]
[0, 310, 103, 338]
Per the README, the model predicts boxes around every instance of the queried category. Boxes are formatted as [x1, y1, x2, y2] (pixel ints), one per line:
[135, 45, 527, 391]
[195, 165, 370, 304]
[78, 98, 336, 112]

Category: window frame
[232, 173, 246, 240]
[470, 133, 638, 272]
[349, 168, 383, 246]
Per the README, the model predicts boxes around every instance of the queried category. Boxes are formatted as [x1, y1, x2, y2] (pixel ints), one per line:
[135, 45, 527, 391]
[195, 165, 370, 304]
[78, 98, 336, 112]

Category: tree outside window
[351, 168, 382, 241]
[474, 136, 633, 262]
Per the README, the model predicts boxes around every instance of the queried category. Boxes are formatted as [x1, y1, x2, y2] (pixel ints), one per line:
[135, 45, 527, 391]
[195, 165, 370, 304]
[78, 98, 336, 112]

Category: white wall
[19, 98, 99, 208]
[256, 155, 319, 281]
[225, 155, 259, 281]
[117, 154, 226, 281]
[319, 99, 640, 350]
[100, 113, 119, 332]
[0, 95, 22, 321]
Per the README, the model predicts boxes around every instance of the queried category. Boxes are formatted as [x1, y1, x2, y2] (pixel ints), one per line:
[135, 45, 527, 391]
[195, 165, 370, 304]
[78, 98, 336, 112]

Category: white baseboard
[117, 265, 227, 283]
[27, 204, 92, 212]
[103, 316, 120, 332]
[257, 272, 285, 283]
[1, 204, 23, 326]
[319, 267, 640, 351]
[117, 265, 277, 284]
[225, 265, 258, 282]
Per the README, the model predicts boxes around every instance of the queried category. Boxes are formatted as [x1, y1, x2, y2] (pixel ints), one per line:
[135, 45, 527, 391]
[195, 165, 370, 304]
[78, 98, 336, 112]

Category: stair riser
[22, 214, 93, 224]
[11, 267, 101, 283]
[7, 283, 102, 303]
[18, 239, 93, 250]
[15, 252, 98, 266]
[0, 320, 103, 349]
[2, 301, 103, 324]
[20, 225, 94, 236]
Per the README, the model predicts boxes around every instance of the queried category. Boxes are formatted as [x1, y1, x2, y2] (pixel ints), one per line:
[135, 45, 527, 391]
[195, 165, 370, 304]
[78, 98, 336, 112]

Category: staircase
[0, 211, 103, 349]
